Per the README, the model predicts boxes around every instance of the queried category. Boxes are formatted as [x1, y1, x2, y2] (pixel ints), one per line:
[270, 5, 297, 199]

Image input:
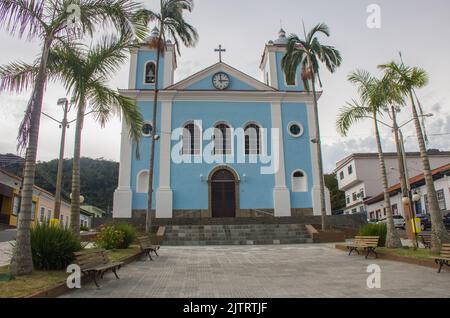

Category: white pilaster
[271, 102, 291, 216]
[163, 45, 176, 88]
[113, 120, 133, 218]
[306, 101, 331, 216]
[156, 101, 173, 218]
[113, 49, 137, 218]
[268, 51, 279, 89]
[128, 48, 138, 89]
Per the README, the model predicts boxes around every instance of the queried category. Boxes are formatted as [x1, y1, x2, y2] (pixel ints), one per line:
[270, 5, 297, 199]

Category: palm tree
[380, 61, 450, 252]
[0, 0, 145, 276]
[138, 0, 198, 233]
[336, 70, 402, 248]
[281, 23, 342, 230]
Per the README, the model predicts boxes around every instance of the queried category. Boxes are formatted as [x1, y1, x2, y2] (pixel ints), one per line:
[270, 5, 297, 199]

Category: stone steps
[162, 223, 312, 246]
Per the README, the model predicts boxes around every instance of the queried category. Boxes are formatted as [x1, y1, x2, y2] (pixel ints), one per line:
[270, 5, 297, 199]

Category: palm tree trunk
[373, 113, 402, 248]
[70, 99, 86, 235]
[146, 31, 163, 233]
[391, 106, 415, 243]
[309, 66, 327, 231]
[54, 101, 68, 221]
[10, 39, 51, 276]
[409, 91, 449, 252]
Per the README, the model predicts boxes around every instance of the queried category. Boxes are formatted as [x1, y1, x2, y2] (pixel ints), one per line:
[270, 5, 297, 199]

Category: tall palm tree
[336, 70, 402, 248]
[0, 0, 145, 276]
[380, 61, 450, 252]
[138, 0, 198, 233]
[281, 23, 342, 230]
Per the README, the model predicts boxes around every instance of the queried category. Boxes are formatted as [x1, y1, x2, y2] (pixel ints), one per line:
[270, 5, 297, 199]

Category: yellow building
[0, 168, 71, 228]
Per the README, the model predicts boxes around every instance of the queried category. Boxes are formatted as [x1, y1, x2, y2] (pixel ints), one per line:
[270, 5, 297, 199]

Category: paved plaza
[62, 244, 450, 298]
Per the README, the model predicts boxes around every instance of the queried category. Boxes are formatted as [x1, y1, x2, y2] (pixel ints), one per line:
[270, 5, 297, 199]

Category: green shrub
[114, 223, 137, 249]
[30, 223, 82, 270]
[80, 225, 90, 232]
[95, 225, 125, 250]
[358, 223, 387, 246]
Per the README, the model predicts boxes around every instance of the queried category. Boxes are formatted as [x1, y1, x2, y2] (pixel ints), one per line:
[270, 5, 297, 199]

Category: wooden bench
[433, 243, 450, 273]
[345, 236, 380, 259]
[74, 249, 124, 288]
[137, 226, 166, 261]
[419, 233, 431, 249]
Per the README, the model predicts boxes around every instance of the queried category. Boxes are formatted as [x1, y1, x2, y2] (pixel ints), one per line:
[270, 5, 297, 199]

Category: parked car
[377, 216, 405, 229]
[443, 212, 450, 229]
[415, 213, 432, 231]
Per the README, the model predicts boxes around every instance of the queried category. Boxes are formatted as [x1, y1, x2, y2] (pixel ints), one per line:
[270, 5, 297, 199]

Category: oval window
[288, 122, 303, 137]
[142, 122, 153, 136]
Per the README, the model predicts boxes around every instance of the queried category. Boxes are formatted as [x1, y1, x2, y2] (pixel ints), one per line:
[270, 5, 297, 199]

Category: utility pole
[42, 98, 76, 221]
[54, 98, 69, 220]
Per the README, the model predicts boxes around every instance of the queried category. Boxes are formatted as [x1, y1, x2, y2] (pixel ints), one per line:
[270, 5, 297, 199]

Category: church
[113, 28, 331, 220]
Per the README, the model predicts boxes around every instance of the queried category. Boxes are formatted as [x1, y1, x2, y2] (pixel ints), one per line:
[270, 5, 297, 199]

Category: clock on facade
[212, 72, 231, 90]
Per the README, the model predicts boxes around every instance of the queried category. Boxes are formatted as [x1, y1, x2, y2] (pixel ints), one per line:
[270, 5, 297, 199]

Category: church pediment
[166, 62, 276, 91]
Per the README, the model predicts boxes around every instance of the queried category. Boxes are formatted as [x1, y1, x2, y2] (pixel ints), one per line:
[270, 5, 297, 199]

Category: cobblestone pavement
[62, 244, 450, 298]
[0, 241, 13, 266]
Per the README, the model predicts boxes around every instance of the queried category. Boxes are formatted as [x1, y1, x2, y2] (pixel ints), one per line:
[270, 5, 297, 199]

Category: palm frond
[307, 22, 330, 43]
[336, 100, 371, 136]
[0, 60, 38, 92]
[0, 0, 46, 39]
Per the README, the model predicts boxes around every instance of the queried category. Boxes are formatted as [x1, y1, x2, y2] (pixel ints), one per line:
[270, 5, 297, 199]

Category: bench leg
[147, 250, 153, 261]
[153, 249, 159, 257]
[348, 247, 357, 256]
[91, 271, 100, 288]
[365, 247, 377, 259]
[112, 267, 120, 280]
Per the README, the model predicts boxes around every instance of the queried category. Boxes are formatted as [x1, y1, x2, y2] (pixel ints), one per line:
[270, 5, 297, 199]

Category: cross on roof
[214, 44, 226, 62]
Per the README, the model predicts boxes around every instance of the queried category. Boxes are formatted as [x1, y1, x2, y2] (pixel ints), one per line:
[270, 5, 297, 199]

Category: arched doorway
[210, 169, 237, 218]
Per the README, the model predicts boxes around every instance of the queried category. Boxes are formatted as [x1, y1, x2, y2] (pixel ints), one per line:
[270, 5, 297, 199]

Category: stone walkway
[62, 244, 450, 298]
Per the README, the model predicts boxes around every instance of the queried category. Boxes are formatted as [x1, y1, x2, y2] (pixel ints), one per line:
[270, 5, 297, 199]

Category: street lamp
[70, 193, 85, 204]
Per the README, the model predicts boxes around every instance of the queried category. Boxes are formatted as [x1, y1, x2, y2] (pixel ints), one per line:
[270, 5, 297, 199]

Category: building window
[392, 204, 398, 215]
[213, 123, 232, 155]
[292, 170, 307, 192]
[359, 189, 364, 199]
[346, 196, 350, 204]
[287, 122, 303, 138]
[142, 122, 153, 137]
[137, 170, 149, 193]
[244, 123, 261, 155]
[12, 196, 20, 215]
[437, 189, 446, 211]
[348, 165, 353, 175]
[47, 209, 52, 223]
[352, 192, 357, 201]
[340, 171, 344, 180]
[182, 122, 201, 155]
[60, 214, 64, 227]
[352, 208, 357, 214]
[40, 207, 45, 223]
[144, 61, 156, 84]
[370, 212, 375, 220]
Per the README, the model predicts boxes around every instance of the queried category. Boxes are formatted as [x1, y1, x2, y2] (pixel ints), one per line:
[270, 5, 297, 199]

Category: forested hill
[0, 154, 118, 213]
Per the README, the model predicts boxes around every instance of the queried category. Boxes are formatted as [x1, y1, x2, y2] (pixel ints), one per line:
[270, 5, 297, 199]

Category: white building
[334, 151, 450, 215]
[365, 163, 450, 220]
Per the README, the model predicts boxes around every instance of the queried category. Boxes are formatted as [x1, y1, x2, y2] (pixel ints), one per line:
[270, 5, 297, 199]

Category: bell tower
[260, 29, 303, 91]
[128, 27, 177, 90]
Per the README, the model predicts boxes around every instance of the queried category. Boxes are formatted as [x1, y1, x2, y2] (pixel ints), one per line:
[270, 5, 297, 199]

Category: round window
[142, 122, 153, 136]
[288, 122, 303, 137]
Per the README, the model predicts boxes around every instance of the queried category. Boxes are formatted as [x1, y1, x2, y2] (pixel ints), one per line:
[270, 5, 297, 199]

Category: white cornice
[118, 89, 321, 103]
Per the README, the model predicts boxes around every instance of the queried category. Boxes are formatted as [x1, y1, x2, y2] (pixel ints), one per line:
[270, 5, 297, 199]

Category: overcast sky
[0, 0, 449, 173]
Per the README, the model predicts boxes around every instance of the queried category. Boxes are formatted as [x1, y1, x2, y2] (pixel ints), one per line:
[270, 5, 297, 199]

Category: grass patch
[107, 245, 141, 262]
[0, 245, 142, 298]
[377, 247, 438, 260]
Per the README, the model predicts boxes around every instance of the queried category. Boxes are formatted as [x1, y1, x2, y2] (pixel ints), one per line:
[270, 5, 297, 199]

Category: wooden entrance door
[211, 169, 236, 218]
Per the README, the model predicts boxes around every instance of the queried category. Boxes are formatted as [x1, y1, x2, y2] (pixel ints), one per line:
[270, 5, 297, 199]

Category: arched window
[137, 170, 149, 193]
[244, 123, 261, 155]
[182, 122, 201, 155]
[214, 123, 232, 155]
[144, 62, 156, 84]
[292, 170, 307, 192]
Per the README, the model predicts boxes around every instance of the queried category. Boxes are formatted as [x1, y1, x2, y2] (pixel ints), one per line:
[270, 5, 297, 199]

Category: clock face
[212, 72, 230, 90]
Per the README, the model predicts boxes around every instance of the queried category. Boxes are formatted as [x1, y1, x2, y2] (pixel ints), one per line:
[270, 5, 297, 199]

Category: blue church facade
[113, 29, 331, 220]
